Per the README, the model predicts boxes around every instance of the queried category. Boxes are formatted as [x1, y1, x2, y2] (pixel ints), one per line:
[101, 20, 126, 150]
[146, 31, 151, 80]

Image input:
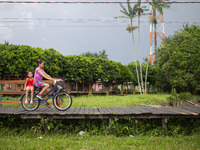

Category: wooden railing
[0, 80, 54, 105]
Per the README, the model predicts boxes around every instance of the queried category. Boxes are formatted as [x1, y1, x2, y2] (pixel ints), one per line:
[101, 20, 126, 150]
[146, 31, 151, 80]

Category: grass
[71, 93, 171, 107]
[1, 93, 200, 107]
[0, 133, 200, 150]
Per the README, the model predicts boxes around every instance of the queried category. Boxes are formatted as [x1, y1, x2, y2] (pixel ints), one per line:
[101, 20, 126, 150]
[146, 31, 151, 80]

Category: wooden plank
[152, 107, 177, 115]
[0, 101, 21, 104]
[109, 107, 124, 115]
[71, 107, 81, 114]
[172, 107, 199, 115]
[144, 107, 171, 115]
[89, 107, 94, 115]
[0, 106, 12, 113]
[115, 107, 127, 114]
[123, 107, 138, 114]
[64, 107, 76, 114]
[0, 106, 200, 119]
[118, 107, 134, 114]
[98, 107, 106, 115]
[0, 80, 54, 84]
[128, 107, 152, 115]
[181, 106, 200, 114]
[83, 107, 90, 115]
[93, 107, 100, 115]
[0, 91, 24, 95]
[159, 107, 191, 115]
[78, 107, 85, 114]
[103, 107, 114, 115]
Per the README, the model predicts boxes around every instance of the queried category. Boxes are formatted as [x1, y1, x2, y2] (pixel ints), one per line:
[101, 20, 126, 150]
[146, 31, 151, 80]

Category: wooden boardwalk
[0, 106, 200, 119]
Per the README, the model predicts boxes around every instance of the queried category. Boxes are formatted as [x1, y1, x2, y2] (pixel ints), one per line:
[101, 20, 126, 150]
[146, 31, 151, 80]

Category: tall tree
[136, 0, 148, 94]
[114, 0, 142, 94]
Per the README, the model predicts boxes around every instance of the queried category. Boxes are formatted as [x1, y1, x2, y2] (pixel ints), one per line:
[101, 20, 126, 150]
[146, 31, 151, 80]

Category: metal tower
[149, 1, 165, 64]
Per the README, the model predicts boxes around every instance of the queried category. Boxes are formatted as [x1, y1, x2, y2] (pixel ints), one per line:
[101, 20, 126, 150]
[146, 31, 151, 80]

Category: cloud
[21, 11, 36, 29]
[0, 24, 12, 40]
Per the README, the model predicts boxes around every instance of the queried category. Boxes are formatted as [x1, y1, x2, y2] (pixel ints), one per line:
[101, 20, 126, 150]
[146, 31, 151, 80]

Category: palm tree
[114, 0, 142, 94]
[98, 49, 108, 59]
[136, 0, 148, 94]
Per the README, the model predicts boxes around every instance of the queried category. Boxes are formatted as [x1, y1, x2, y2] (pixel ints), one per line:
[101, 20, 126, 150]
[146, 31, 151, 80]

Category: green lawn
[0, 133, 200, 150]
[71, 93, 171, 107]
[1, 93, 200, 107]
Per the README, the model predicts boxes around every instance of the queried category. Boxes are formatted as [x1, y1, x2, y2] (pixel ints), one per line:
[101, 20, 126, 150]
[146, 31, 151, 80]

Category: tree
[155, 25, 200, 92]
[116, 62, 134, 94]
[114, 0, 142, 94]
[136, 0, 148, 94]
[80, 49, 108, 59]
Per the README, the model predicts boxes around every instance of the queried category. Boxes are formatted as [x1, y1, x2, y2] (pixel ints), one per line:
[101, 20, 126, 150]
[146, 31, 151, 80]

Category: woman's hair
[36, 59, 43, 66]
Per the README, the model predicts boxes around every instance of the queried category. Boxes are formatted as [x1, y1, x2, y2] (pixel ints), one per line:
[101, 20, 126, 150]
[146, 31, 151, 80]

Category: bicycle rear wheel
[53, 91, 72, 111]
[21, 92, 40, 111]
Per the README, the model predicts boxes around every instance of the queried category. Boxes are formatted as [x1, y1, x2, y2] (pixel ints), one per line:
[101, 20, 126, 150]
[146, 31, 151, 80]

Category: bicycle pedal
[40, 101, 46, 106]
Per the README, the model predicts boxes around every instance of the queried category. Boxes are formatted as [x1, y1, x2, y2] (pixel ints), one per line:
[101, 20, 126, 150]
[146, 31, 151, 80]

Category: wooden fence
[0, 80, 54, 105]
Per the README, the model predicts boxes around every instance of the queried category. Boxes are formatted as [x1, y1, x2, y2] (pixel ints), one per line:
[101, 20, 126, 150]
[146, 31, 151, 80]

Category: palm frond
[127, 0, 133, 14]
[113, 16, 129, 19]
[126, 24, 139, 33]
[119, 3, 129, 17]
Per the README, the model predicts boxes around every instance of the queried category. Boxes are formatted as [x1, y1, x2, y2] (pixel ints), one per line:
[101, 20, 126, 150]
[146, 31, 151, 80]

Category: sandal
[30, 100, 33, 104]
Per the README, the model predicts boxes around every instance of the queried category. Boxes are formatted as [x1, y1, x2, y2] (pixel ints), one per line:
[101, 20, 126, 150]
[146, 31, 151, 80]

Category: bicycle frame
[36, 86, 60, 103]
[21, 86, 61, 103]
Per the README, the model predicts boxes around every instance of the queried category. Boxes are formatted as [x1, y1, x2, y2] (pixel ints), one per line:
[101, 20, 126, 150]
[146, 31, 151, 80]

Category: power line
[1, 18, 200, 24]
[0, 1, 200, 4]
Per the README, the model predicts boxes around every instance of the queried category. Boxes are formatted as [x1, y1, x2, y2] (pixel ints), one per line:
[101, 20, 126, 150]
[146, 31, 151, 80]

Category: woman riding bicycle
[33, 59, 61, 101]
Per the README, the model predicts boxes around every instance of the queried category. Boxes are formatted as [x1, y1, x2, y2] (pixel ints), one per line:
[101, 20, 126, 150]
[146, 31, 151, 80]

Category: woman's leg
[38, 84, 49, 96]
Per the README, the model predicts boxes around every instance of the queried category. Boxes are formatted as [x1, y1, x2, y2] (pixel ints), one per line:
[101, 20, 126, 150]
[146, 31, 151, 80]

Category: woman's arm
[24, 78, 28, 90]
[37, 70, 53, 80]
[44, 72, 53, 80]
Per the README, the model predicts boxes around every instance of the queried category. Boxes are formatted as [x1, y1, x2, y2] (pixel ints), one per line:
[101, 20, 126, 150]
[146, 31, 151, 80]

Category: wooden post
[82, 81, 84, 92]
[42, 119, 49, 134]
[67, 80, 71, 94]
[162, 118, 167, 133]
[0, 81, 1, 107]
[76, 81, 78, 92]
[132, 119, 138, 133]
[88, 81, 92, 95]
[106, 87, 109, 95]
[109, 118, 113, 130]
[121, 84, 123, 94]
[133, 85, 135, 94]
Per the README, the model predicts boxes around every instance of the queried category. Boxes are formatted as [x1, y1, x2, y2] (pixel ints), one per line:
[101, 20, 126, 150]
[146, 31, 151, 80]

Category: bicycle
[21, 80, 72, 111]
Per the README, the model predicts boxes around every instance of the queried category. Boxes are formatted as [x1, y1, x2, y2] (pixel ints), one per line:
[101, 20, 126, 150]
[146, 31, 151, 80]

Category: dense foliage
[155, 25, 200, 92]
[0, 45, 127, 87]
[1, 115, 200, 136]
[1, 25, 199, 92]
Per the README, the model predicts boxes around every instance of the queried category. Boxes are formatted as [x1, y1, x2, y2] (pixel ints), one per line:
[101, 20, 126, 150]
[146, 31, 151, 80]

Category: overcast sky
[0, 0, 200, 64]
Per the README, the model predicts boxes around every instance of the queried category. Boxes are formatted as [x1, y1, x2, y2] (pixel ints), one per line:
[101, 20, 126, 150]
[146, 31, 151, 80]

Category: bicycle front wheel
[21, 92, 40, 111]
[53, 91, 72, 111]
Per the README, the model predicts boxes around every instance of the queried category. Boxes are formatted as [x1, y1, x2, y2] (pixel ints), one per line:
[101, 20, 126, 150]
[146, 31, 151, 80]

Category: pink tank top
[34, 67, 44, 80]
